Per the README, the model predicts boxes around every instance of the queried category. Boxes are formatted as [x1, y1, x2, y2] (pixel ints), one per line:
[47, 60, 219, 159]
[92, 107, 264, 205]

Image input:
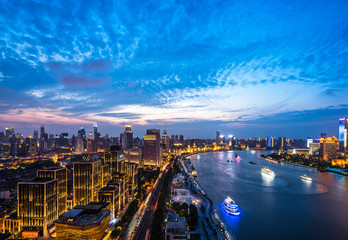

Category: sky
[0, 0, 348, 139]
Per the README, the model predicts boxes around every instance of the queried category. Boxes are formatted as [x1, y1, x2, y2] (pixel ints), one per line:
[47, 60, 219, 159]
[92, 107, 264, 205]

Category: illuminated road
[133, 169, 168, 240]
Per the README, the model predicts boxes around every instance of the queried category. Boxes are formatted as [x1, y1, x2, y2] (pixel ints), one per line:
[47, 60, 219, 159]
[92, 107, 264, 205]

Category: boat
[261, 166, 275, 177]
[192, 171, 197, 177]
[221, 196, 240, 215]
[300, 174, 312, 181]
[250, 150, 256, 154]
[249, 161, 256, 165]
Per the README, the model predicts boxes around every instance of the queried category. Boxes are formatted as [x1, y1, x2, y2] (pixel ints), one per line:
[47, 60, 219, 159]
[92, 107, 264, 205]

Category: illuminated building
[345, 118, 348, 162]
[104, 146, 125, 176]
[74, 136, 84, 153]
[78, 127, 86, 138]
[2, 211, 21, 234]
[309, 143, 320, 155]
[162, 130, 169, 146]
[18, 177, 58, 237]
[125, 162, 138, 199]
[220, 135, 225, 144]
[107, 174, 127, 210]
[229, 135, 233, 146]
[307, 137, 313, 148]
[98, 187, 119, 219]
[278, 137, 287, 150]
[33, 130, 38, 140]
[93, 123, 100, 141]
[144, 129, 162, 167]
[320, 136, 339, 160]
[339, 118, 345, 142]
[124, 148, 142, 166]
[73, 160, 102, 206]
[120, 133, 126, 149]
[216, 131, 220, 144]
[124, 125, 133, 149]
[55, 202, 110, 240]
[101, 164, 111, 187]
[37, 167, 67, 217]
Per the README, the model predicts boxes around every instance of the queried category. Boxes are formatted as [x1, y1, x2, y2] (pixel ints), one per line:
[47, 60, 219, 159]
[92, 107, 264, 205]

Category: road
[132, 169, 168, 240]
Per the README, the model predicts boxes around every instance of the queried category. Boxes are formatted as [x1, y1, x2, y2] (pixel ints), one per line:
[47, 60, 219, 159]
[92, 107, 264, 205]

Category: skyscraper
[37, 167, 67, 217]
[144, 129, 162, 167]
[40, 125, 45, 138]
[179, 134, 184, 145]
[162, 130, 169, 146]
[73, 160, 102, 206]
[216, 131, 221, 144]
[18, 177, 58, 237]
[344, 118, 348, 162]
[104, 146, 125, 176]
[124, 125, 133, 149]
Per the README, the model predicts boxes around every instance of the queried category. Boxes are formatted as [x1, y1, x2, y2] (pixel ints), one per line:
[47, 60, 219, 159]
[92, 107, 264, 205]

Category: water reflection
[261, 172, 275, 186]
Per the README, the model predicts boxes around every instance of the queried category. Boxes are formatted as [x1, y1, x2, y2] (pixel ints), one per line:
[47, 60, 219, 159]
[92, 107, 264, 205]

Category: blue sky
[0, 0, 348, 139]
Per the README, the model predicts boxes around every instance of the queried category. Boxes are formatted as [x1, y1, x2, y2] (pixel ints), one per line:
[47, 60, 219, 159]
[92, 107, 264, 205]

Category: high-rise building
[18, 177, 58, 237]
[307, 137, 313, 148]
[5, 127, 15, 140]
[78, 127, 86, 138]
[344, 118, 348, 162]
[220, 135, 225, 144]
[40, 125, 45, 138]
[162, 130, 169, 146]
[144, 129, 162, 167]
[37, 167, 67, 217]
[104, 146, 125, 176]
[124, 148, 142, 166]
[33, 130, 38, 140]
[124, 125, 133, 149]
[93, 122, 100, 141]
[120, 133, 126, 149]
[228, 135, 233, 146]
[179, 134, 184, 145]
[320, 136, 339, 160]
[216, 131, 221, 144]
[74, 136, 84, 153]
[73, 160, 102, 206]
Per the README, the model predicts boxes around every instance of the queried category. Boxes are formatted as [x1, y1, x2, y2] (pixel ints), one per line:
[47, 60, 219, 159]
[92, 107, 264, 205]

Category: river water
[190, 150, 348, 240]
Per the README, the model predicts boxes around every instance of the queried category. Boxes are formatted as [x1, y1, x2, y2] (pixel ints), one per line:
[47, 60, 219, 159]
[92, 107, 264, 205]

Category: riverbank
[180, 153, 232, 240]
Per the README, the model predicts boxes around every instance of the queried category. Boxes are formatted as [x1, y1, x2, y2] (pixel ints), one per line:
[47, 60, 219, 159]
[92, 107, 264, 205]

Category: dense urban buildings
[0, 119, 347, 239]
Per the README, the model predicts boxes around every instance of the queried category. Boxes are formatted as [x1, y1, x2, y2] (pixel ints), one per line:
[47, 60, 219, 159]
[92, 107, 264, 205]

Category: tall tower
[344, 118, 348, 162]
[124, 125, 133, 149]
[144, 129, 162, 167]
[162, 130, 168, 146]
[40, 125, 45, 138]
[216, 131, 221, 144]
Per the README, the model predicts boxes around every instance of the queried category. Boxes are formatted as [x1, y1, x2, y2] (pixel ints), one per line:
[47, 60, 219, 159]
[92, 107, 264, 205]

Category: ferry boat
[261, 166, 275, 177]
[221, 196, 240, 215]
[300, 174, 312, 181]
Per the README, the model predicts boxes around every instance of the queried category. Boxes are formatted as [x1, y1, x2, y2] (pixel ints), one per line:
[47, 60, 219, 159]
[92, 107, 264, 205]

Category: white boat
[220, 196, 240, 216]
[250, 150, 256, 154]
[261, 166, 275, 177]
[300, 174, 312, 181]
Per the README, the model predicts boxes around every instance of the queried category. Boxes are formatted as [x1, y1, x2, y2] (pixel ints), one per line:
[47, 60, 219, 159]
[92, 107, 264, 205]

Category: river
[190, 150, 348, 240]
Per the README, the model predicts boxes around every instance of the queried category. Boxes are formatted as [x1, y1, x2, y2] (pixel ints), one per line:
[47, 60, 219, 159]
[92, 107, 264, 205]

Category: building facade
[73, 160, 102, 206]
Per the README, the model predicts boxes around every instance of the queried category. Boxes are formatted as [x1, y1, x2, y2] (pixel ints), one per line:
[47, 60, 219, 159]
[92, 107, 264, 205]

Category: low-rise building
[165, 213, 186, 240]
[55, 202, 110, 240]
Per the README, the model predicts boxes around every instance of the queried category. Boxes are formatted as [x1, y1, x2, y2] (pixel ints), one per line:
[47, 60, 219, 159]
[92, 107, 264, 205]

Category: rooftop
[55, 202, 110, 227]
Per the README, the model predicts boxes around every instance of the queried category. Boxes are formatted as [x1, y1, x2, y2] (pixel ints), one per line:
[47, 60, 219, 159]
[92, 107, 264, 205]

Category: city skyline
[1, 0, 348, 138]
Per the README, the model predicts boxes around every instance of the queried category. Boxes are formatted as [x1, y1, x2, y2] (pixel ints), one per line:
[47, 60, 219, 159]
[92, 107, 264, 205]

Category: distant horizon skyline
[3, 119, 344, 140]
[1, 1, 348, 138]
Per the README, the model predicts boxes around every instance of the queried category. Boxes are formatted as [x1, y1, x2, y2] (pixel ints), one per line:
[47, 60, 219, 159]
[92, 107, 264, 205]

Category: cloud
[60, 74, 111, 87]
